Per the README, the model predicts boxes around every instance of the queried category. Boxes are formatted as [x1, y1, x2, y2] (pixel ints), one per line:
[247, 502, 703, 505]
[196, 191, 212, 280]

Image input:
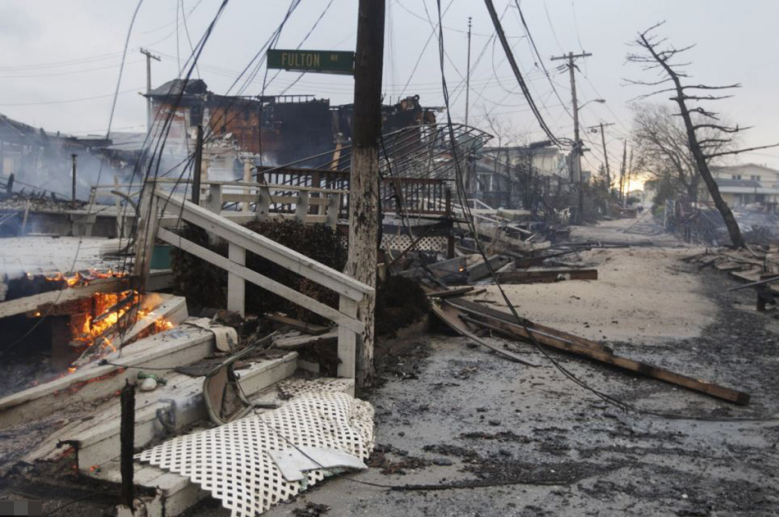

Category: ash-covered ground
[255, 223, 779, 517]
[8, 220, 778, 517]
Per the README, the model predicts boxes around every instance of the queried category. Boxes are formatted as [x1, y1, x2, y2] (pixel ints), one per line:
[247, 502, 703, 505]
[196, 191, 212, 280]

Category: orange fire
[64, 290, 175, 372]
[28, 268, 129, 289]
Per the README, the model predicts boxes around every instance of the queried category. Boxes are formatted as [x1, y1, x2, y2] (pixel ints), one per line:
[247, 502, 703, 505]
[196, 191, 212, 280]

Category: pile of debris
[688, 246, 779, 311]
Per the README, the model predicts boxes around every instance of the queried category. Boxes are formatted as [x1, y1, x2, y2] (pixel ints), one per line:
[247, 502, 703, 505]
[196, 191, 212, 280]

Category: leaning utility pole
[551, 51, 591, 222]
[590, 122, 614, 190]
[140, 48, 161, 131]
[346, 0, 384, 388]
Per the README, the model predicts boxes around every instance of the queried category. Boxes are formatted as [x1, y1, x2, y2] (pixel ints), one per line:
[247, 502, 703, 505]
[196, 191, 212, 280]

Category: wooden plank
[265, 313, 330, 335]
[426, 286, 474, 298]
[227, 243, 246, 316]
[157, 227, 364, 334]
[445, 298, 613, 354]
[468, 255, 511, 283]
[325, 193, 341, 229]
[294, 191, 310, 222]
[0, 277, 130, 319]
[0, 327, 215, 430]
[157, 190, 372, 301]
[274, 330, 338, 350]
[461, 306, 750, 405]
[206, 184, 223, 214]
[431, 302, 538, 367]
[496, 268, 598, 284]
[337, 297, 358, 379]
[133, 185, 159, 283]
[727, 275, 779, 292]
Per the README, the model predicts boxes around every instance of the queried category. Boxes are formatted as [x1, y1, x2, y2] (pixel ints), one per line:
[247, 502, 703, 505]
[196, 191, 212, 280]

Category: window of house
[751, 175, 760, 181]
[732, 174, 742, 180]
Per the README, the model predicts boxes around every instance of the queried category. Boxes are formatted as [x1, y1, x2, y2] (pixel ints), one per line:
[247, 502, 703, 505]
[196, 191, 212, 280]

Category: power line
[0, 87, 141, 107]
[396, 0, 521, 38]
[0, 59, 144, 80]
[512, 0, 573, 121]
[483, 0, 567, 147]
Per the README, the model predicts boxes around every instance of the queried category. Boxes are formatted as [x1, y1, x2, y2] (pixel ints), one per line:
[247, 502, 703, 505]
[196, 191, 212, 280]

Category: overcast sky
[1, 0, 777, 173]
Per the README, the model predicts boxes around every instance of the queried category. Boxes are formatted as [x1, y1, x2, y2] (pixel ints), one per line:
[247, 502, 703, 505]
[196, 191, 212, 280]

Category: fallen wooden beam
[426, 286, 474, 298]
[460, 305, 750, 405]
[496, 268, 598, 284]
[446, 298, 613, 354]
[430, 303, 538, 367]
[514, 248, 586, 268]
[727, 275, 779, 292]
[274, 330, 338, 350]
[0, 277, 130, 320]
[265, 313, 330, 335]
[468, 255, 511, 283]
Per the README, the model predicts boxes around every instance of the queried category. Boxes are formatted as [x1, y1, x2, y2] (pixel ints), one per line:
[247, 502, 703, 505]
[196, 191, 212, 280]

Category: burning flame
[26, 269, 128, 289]
[20, 275, 176, 375]
[64, 290, 174, 373]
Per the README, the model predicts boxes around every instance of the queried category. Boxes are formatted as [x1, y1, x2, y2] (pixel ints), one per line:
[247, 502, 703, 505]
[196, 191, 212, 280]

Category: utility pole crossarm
[550, 51, 592, 62]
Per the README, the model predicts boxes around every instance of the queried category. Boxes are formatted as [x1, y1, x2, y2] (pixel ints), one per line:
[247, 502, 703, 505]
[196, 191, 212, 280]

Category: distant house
[701, 164, 779, 209]
[475, 142, 570, 209]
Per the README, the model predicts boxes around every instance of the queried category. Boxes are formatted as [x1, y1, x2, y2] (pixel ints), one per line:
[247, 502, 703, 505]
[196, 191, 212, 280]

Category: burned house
[145, 79, 439, 173]
[146, 79, 333, 168]
[0, 114, 110, 200]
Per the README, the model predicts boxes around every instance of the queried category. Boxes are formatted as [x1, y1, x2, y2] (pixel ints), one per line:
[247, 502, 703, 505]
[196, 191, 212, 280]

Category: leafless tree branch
[692, 124, 748, 133]
[704, 142, 779, 159]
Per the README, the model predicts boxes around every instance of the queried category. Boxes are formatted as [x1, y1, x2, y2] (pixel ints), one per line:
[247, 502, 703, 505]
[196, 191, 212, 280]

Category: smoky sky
[0, 0, 777, 173]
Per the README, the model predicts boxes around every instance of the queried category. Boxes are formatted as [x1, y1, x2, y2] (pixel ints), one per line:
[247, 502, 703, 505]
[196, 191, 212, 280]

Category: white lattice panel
[137, 392, 374, 517]
[381, 233, 447, 252]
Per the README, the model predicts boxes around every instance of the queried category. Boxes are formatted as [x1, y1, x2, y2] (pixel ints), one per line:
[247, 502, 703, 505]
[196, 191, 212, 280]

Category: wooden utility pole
[625, 148, 634, 207]
[551, 51, 591, 222]
[192, 125, 204, 205]
[70, 154, 77, 203]
[140, 48, 161, 131]
[346, 0, 384, 388]
[463, 17, 473, 195]
[465, 16, 472, 127]
[618, 139, 627, 206]
[590, 122, 614, 190]
[120, 381, 135, 512]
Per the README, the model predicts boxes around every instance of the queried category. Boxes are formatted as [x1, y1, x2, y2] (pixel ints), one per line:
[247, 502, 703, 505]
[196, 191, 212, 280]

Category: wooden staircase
[23, 326, 354, 516]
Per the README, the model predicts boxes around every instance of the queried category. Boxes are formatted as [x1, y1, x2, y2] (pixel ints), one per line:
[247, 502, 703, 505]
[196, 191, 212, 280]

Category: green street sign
[267, 49, 354, 75]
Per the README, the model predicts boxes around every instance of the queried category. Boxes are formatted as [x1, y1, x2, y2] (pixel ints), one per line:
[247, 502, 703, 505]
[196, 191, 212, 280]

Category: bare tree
[631, 103, 734, 201]
[627, 22, 779, 249]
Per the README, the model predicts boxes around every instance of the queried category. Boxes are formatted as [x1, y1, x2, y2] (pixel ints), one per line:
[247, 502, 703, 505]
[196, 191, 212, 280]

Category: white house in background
[700, 163, 779, 209]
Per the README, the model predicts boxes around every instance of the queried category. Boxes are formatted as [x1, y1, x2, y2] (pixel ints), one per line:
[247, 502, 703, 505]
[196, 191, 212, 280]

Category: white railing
[134, 181, 372, 380]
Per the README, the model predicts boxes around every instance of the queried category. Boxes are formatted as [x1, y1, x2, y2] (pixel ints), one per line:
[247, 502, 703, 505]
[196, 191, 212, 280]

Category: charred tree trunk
[674, 97, 744, 247]
[635, 28, 745, 248]
[346, 0, 384, 388]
